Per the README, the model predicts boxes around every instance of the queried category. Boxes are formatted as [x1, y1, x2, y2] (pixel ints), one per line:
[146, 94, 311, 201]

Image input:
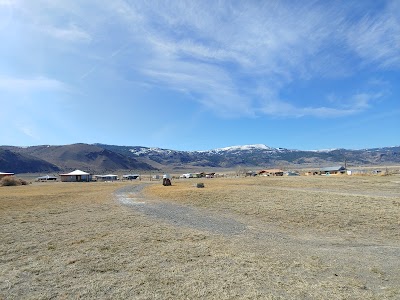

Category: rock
[197, 183, 205, 188]
[163, 178, 171, 186]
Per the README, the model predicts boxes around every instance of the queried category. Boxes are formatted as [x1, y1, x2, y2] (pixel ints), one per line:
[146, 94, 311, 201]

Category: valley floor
[1, 176, 400, 299]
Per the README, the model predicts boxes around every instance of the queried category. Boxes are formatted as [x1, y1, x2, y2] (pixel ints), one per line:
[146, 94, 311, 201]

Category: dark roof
[320, 166, 346, 172]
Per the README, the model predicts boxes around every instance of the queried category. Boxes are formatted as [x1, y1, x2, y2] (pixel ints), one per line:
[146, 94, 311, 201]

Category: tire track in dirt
[115, 184, 246, 235]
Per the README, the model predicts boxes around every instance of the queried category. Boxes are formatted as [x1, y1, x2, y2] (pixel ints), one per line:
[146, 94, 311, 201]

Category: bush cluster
[0, 176, 29, 186]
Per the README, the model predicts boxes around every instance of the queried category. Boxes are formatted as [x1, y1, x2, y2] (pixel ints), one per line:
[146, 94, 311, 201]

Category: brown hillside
[1, 144, 156, 173]
[0, 149, 60, 173]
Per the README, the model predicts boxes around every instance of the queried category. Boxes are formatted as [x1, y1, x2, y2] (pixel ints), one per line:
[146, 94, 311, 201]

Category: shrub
[19, 178, 29, 185]
[0, 177, 29, 186]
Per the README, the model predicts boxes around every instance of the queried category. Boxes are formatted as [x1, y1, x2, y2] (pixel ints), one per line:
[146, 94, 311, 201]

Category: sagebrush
[0, 176, 29, 186]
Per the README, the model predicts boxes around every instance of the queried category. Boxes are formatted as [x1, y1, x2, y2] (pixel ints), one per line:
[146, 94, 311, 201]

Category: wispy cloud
[0, 76, 68, 92]
[103, 1, 396, 118]
[346, 1, 400, 69]
[5, 1, 399, 118]
[0, 0, 14, 31]
[18, 123, 39, 140]
[43, 23, 91, 43]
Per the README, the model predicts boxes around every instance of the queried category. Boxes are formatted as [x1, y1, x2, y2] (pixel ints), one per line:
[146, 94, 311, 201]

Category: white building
[95, 174, 118, 181]
[60, 170, 92, 182]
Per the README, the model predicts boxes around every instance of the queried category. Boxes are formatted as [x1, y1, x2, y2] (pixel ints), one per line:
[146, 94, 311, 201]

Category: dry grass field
[1, 175, 400, 299]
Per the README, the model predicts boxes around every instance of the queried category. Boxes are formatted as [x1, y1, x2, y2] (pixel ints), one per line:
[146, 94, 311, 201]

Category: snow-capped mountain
[100, 144, 400, 170]
[2, 143, 399, 173]
[201, 144, 276, 153]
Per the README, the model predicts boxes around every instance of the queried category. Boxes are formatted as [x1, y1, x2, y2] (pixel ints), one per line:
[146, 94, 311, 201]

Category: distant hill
[1, 144, 157, 173]
[1, 143, 399, 174]
[0, 149, 60, 173]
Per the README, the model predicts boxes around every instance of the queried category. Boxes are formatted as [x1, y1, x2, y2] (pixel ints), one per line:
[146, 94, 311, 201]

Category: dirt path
[115, 185, 246, 235]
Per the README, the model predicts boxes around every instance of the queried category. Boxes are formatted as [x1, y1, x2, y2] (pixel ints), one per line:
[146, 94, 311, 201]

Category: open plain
[1, 175, 400, 299]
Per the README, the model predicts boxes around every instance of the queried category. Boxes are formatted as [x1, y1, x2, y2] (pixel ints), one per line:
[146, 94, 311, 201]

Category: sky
[0, 0, 399, 151]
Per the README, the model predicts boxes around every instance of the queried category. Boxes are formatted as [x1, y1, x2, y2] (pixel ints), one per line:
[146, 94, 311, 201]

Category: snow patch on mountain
[129, 147, 175, 156]
[199, 144, 275, 153]
[309, 148, 338, 153]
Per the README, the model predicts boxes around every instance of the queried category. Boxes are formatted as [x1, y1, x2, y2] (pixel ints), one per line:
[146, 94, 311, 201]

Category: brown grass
[1, 177, 399, 299]
[145, 176, 400, 239]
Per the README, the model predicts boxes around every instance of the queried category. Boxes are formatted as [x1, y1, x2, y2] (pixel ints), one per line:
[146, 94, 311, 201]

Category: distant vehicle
[122, 174, 140, 180]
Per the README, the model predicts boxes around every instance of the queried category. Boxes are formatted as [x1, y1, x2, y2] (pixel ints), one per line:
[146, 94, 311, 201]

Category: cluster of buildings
[245, 166, 349, 177]
[179, 172, 217, 179]
[1, 165, 386, 184]
[305, 166, 348, 176]
[56, 170, 141, 182]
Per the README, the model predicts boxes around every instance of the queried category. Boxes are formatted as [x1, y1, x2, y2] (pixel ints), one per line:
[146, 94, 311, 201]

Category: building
[95, 174, 118, 181]
[60, 170, 92, 182]
[258, 169, 284, 176]
[180, 173, 193, 179]
[0, 172, 14, 180]
[245, 171, 257, 177]
[284, 171, 300, 176]
[320, 166, 346, 175]
[36, 175, 58, 181]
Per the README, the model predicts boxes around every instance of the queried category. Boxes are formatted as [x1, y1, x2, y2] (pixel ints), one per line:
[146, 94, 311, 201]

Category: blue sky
[1, 0, 399, 151]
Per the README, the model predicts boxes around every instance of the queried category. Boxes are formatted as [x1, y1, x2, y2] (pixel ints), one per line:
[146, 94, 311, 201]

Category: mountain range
[1, 143, 399, 174]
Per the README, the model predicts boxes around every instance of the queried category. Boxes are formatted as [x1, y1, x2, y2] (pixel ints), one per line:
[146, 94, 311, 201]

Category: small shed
[95, 174, 118, 181]
[60, 170, 92, 182]
[0, 172, 14, 180]
[320, 166, 346, 175]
